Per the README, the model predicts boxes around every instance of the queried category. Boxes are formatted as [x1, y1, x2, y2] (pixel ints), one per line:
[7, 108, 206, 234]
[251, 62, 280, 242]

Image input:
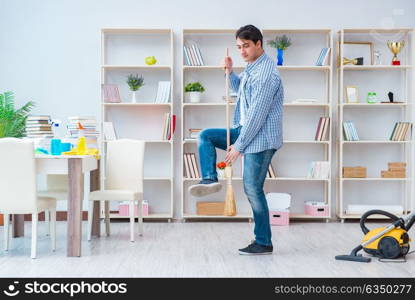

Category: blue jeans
[198, 127, 276, 246]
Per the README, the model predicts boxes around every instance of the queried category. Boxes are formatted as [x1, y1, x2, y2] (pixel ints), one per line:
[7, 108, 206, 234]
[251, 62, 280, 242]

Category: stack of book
[315, 47, 331, 66]
[66, 116, 99, 146]
[183, 153, 200, 179]
[161, 113, 176, 140]
[188, 128, 202, 139]
[315, 117, 330, 141]
[343, 121, 359, 141]
[307, 161, 330, 179]
[154, 81, 171, 103]
[183, 44, 204, 66]
[389, 122, 412, 141]
[25, 115, 53, 138]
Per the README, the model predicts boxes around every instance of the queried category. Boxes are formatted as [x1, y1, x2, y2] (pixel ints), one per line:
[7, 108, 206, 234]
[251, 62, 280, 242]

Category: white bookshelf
[337, 28, 414, 220]
[181, 28, 333, 220]
[101, 28, 174, 221]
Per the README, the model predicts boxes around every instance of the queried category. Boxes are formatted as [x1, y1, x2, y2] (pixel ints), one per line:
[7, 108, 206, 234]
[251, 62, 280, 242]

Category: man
[188, 25, 284, 255]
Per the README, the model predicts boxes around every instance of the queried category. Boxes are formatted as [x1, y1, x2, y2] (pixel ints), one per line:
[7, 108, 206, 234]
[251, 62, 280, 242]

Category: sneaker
[238, 242, 273, 255]
[188, 179, 222, 197]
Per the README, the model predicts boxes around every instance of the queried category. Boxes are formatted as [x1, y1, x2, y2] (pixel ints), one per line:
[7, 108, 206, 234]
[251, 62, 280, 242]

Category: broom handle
[225, 48, 230, 153]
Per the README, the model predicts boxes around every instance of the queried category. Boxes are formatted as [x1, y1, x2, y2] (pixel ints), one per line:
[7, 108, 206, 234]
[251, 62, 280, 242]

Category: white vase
[132, 91, 137, 103]
[217, 168, 225, 179]
[189, 92, 201, 103]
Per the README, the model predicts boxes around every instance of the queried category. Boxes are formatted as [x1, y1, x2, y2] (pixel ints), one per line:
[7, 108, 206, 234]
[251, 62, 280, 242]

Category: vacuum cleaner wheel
[378, 236, 402, 259]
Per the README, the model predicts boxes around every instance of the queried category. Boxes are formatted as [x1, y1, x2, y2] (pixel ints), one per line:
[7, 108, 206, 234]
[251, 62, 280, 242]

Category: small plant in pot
[267, 34, 291, 65]
[127, 74, 144, 103]
[216, 161, 227, 179]
[185, 82, 205, 103]
[0, 91, 35, 138]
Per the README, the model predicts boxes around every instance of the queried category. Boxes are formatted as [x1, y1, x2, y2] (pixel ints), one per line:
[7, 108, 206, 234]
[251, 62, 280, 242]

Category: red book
[168, 114, 176, 140]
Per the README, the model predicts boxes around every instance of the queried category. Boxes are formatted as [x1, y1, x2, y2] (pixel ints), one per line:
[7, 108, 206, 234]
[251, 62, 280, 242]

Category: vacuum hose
[360, 210, 401, 234]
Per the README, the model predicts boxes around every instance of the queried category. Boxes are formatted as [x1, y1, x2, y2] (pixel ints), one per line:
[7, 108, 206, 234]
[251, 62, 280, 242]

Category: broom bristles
[224, 166, 237, 216]
[224, 184, 237, 216]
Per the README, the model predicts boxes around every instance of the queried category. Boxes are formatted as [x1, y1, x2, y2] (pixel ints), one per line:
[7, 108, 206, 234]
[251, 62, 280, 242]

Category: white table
[13, 155, 100, 257]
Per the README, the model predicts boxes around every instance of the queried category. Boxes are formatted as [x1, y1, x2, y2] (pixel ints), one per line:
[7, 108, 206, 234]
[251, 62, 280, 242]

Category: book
[315, 48, 331, 66]
[350, 122, 359, 140]
[186, 153, 196, 179]
[103, 122, 117, 140]
[168, 115, 176, 140]
[321, 117, 330, 141]
[185, 45, 197, 66]
[183, 153, 191, 178]
[102, 84, 121, 103]
[27, 115, 51, 121]
[268, 164, 276, 178]
[392, 122, 402, 141]
[155, 81, 171, 103]
[308, 161, 330, 179]
[190, 153, 200, 178]
[343, 122, 351, 141]
[321, 48, 331, 65]
[314, 117, 323, 141]
[183, 46, 191, 65]
[192, 44, 204, 66]
[389, 122, 398, 140]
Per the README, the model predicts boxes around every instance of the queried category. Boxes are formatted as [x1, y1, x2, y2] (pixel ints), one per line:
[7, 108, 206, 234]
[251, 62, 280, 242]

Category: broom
[223, 48, 237, 216]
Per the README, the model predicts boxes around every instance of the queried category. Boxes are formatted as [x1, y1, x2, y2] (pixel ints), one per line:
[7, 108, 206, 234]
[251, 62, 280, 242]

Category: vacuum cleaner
[335, 210, 415, 263]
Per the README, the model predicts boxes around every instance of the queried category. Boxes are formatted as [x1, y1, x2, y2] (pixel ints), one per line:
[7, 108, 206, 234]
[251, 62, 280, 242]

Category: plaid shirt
[229, 52, 284, 154]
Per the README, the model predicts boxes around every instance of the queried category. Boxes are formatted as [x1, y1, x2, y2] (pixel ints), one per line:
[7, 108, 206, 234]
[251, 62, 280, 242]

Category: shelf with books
[337, 28, 414, 220]
[181, 28, 334, 220]
[101, 28, 174, 220]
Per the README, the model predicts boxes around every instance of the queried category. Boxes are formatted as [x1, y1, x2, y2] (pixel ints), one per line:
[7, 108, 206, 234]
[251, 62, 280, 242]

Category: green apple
[145, 56, 157, 65]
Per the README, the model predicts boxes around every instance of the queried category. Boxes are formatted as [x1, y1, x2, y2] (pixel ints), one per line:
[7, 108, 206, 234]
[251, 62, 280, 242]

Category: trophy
[387, 41, 405, 65]
[343, 57, 364, 65]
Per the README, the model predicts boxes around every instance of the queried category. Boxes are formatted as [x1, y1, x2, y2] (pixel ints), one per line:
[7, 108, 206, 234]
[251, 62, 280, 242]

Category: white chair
[88, 139, 145, 242]
[38, 175, 68, 235]
[0, 138, 57, 258]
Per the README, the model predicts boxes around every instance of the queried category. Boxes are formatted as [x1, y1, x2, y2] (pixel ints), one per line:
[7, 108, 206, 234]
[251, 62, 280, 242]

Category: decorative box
[266, 193, 291, 226]
[196, 202, 225, 215]
[118, 200, 149, 217]
[304, 201, 329, 216]
[343, 166, 367, 178]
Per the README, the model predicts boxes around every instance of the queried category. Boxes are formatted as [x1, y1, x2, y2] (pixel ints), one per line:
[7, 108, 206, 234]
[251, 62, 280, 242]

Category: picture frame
[345, 86, 359, 103]
[343, 42, 374, 65]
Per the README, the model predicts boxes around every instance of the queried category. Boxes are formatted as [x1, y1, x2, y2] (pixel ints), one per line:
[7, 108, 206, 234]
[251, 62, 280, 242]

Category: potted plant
[0, 91, 35, 138]
[127, 74, 144, 103]
[267, 34, 291, 65]
[216, 161, 227, 179]
[185, 82, 205, 103]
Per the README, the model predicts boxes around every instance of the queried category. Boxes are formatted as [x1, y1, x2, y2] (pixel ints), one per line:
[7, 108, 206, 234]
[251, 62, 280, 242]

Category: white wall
[1, 0, 414, 218]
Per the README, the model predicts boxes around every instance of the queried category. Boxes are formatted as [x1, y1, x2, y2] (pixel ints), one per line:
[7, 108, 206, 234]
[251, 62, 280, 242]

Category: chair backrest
[47, 174, 68, 191]
[105, 139, 145, 192]
[0, 138, 38, 213]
